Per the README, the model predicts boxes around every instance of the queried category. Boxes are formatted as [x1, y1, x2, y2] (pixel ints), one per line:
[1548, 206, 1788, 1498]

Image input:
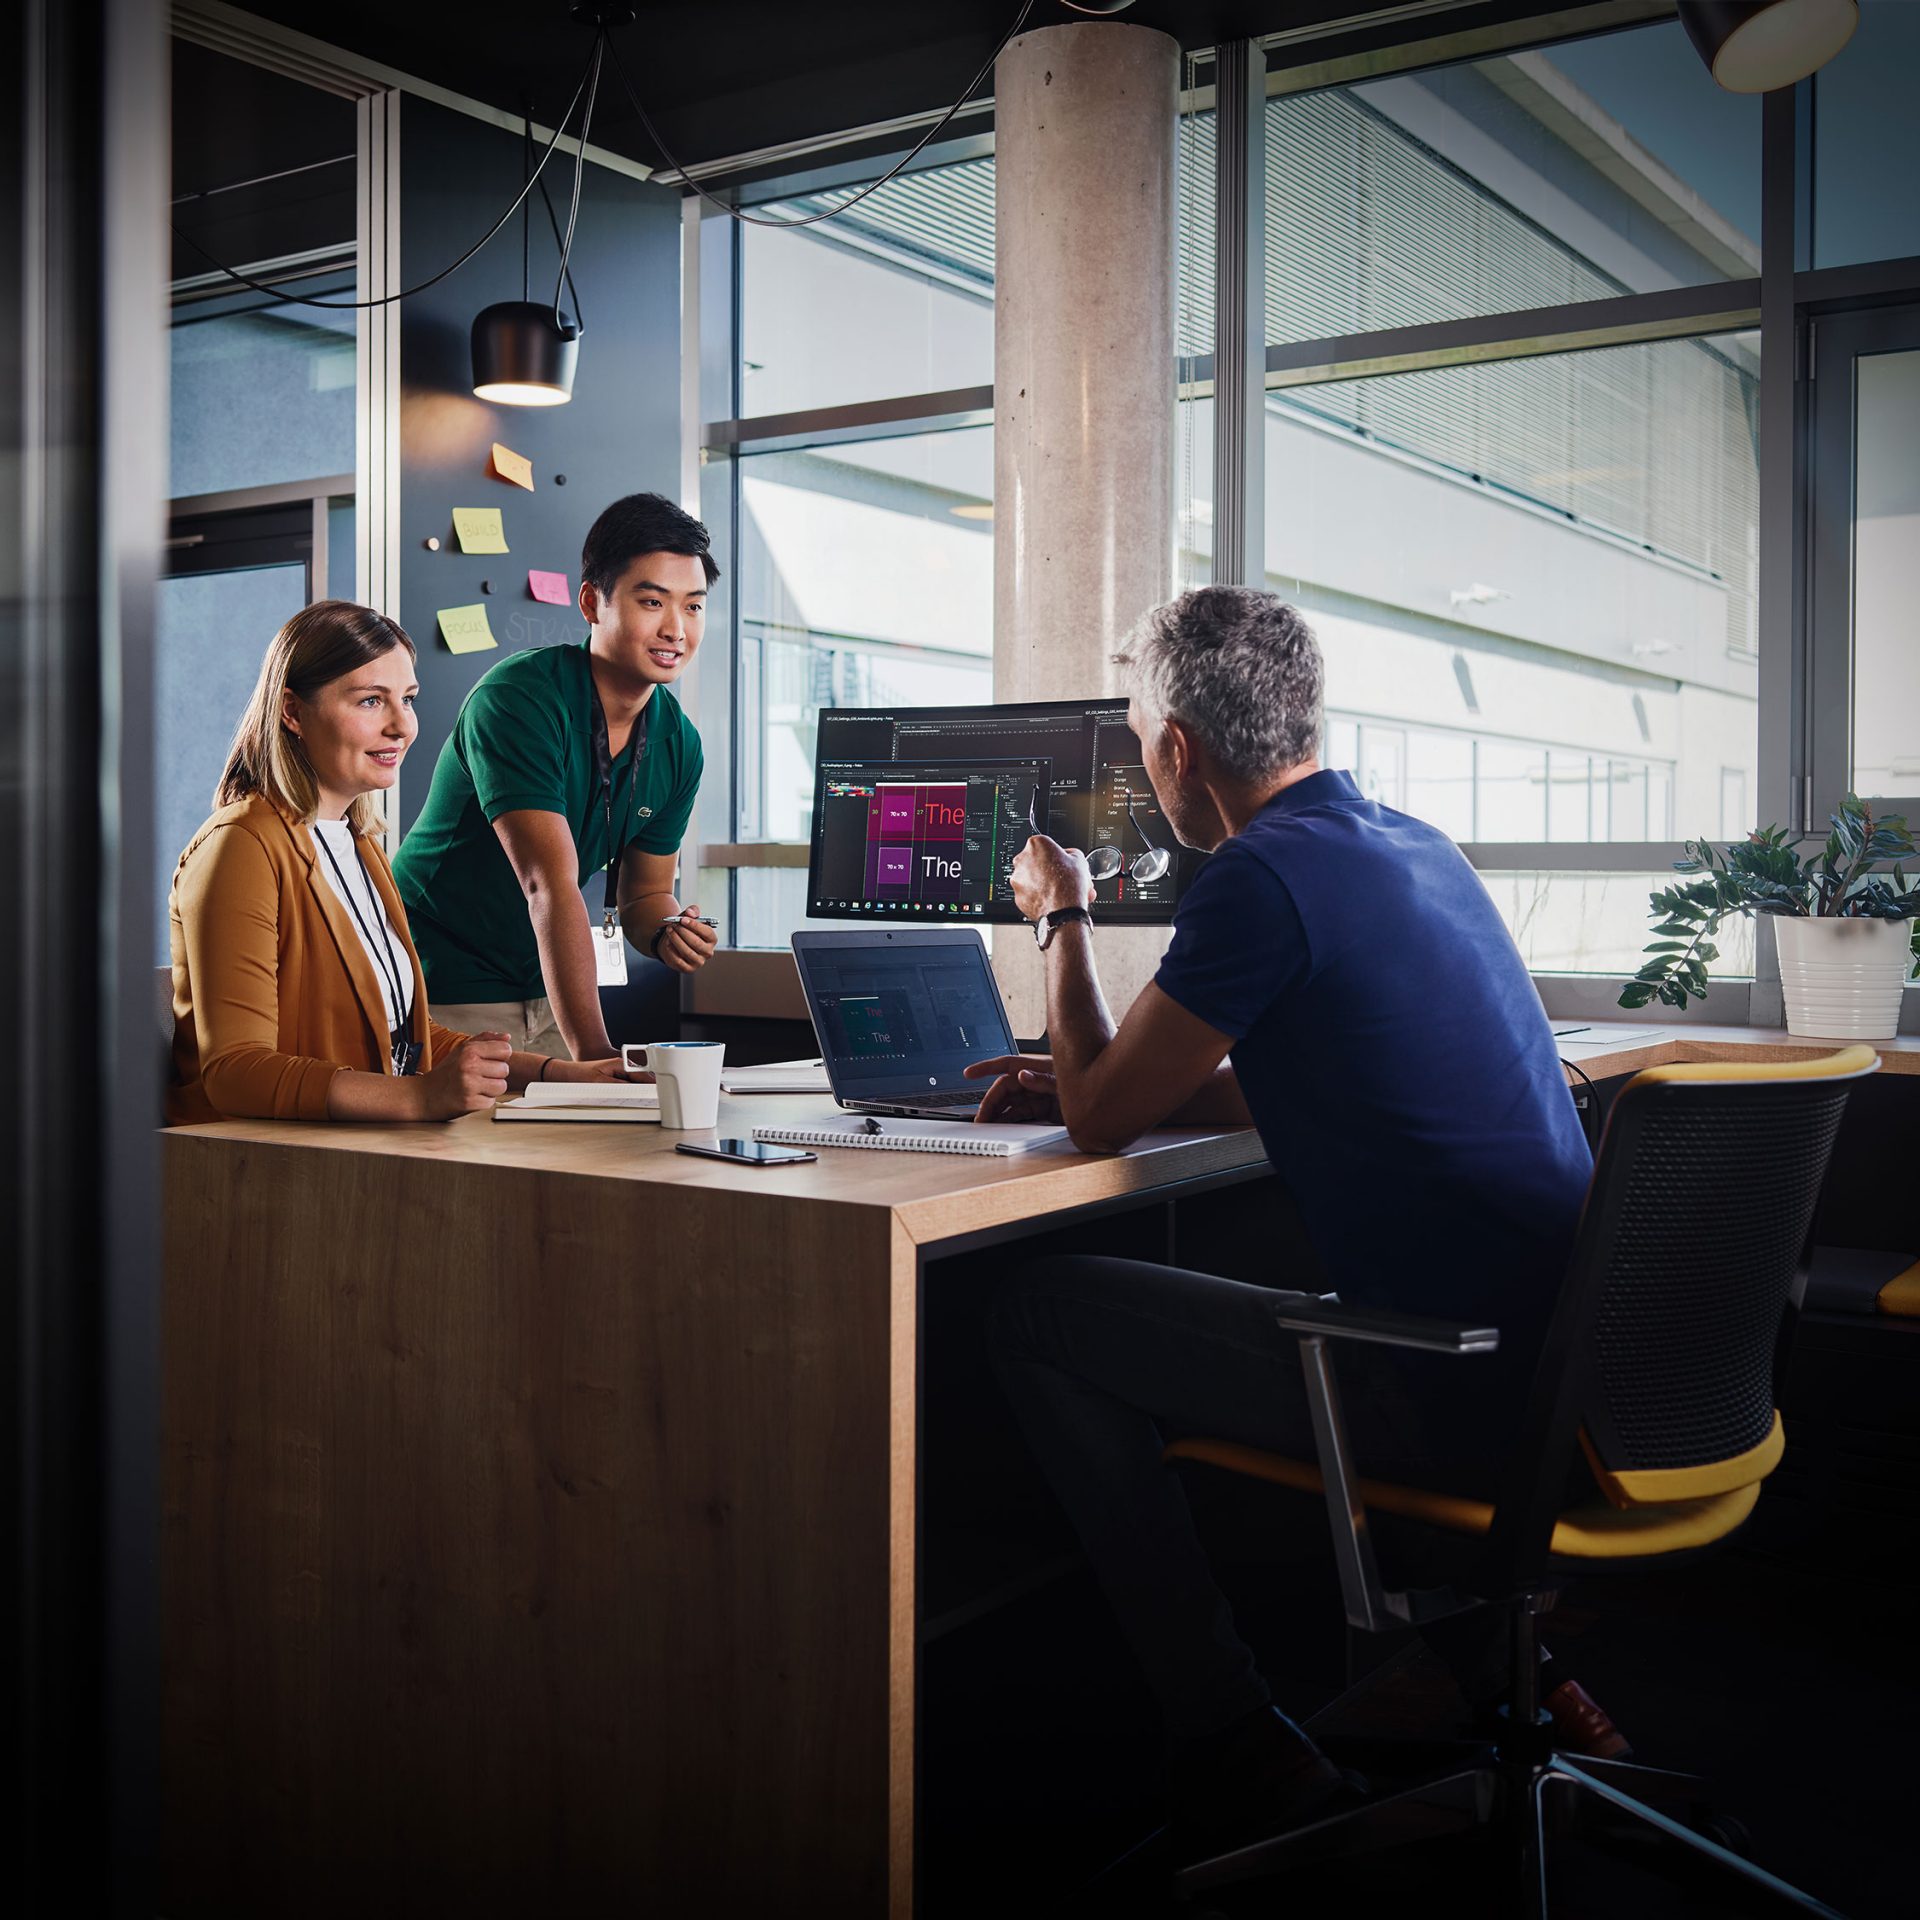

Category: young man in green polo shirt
[394, 492, 718, 1061]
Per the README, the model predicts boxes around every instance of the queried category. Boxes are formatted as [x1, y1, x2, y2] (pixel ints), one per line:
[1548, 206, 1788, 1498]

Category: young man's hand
[963, 1053, 1063, 1124]
[545, 1056, 645, 1084]
[653, 903, 719, 973]
[1011, 836, 1095, 922]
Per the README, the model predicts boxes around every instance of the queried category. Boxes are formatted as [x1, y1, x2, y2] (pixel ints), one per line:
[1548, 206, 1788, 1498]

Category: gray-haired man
[961, 587, 1601, 1863]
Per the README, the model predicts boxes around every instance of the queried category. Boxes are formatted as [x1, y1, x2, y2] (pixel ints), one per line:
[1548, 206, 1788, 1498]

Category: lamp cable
[168, 37, 600, 310]
[170, 2, 1034, 308]
[601, 1, 1033, 230]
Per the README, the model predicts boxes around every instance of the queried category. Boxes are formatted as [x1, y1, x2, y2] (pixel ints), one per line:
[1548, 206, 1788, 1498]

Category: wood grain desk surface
[167, 1099, 1271, 1248]
[166, 1020, 1916, 1245]
[1550, 1019, 1920, 1078]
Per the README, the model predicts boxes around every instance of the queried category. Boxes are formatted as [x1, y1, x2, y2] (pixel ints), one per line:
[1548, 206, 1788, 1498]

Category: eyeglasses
[1087, 786, 1171, 884]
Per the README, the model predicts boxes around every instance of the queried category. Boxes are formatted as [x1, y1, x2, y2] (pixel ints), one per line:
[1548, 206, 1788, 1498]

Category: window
[1812, 0, 1920, 270]
[1849, 347, 1920, 799]
[1263, 23, 1760, 347]
[1268, 334, 1758, 853]
[706, 12, 1917, 1005]
[169, 289, 356, 498]
[730, 428, 993, 941]
[739, 160, 993, 417]
[1247, 18, 1767, 985]
[161, 36, 359, 958]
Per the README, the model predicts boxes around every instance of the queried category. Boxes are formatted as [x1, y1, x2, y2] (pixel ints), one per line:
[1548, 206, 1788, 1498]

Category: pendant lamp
[1680, 0, 1859, 93]
[471, 302, 580, 406]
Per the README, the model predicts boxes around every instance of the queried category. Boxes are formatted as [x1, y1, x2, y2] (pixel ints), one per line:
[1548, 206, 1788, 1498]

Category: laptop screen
[792, 930, 1016, 1099]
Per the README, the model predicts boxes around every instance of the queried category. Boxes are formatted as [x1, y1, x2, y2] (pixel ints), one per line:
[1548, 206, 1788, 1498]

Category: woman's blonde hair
[217, 600, 417, 836]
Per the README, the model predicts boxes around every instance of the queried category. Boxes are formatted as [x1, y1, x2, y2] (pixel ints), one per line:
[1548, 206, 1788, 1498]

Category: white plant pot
[1771, 915, 1912, 1041]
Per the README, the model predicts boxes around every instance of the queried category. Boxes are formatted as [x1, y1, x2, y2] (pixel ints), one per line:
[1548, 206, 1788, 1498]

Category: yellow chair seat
[1163, 1438, 1762, 1560]
[1877, 1261, 1920, 1318]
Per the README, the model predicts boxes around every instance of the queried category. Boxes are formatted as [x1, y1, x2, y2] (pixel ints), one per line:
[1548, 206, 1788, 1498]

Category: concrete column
[993, 20, 1179, 1036]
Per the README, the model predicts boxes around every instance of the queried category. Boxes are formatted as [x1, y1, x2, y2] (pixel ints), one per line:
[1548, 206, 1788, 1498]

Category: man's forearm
[618, 890, 680, 955]
[1043, 923, 1118, 1081]
[528, 889, 616, 1059]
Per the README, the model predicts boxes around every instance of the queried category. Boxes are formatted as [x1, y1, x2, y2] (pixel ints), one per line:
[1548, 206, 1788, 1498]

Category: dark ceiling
[226, 0, 1569, 182]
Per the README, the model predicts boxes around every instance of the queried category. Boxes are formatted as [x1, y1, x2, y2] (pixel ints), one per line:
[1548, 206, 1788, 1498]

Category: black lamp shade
[471, 301, 580, 406]
[1680, 0, 1859, 94]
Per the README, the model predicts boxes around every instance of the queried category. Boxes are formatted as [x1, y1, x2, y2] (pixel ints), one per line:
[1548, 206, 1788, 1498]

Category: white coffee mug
[643, 1041, 725, 1129]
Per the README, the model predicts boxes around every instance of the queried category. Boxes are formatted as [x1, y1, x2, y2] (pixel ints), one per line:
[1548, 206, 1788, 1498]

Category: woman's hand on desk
[963, 1053, 1063, 1124]
[416, 1031, 512, 1118]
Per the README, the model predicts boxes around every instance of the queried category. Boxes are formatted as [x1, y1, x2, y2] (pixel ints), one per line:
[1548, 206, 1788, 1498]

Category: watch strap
[1036, 905, 1093, 949]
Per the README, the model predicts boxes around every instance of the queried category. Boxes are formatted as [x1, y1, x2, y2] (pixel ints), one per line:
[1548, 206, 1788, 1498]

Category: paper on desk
[489, 442, 535, 490]
[437, 603, 498, 654]
[1556, 1028, 1662, 1049]
[451, 506, 509, 554]
[721, 1059, 831, 1093]
[528, 569, 572, 606]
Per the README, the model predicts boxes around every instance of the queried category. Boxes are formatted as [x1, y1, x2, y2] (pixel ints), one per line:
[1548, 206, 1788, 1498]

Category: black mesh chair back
[1487, 1048, 1878, 1567]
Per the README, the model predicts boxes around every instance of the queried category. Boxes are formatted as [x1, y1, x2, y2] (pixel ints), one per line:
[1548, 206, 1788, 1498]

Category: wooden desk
[161, 1103, 1267, 1918]
[163, 1023, 1912, 1914]
[1547, 1020, 1920, 1078]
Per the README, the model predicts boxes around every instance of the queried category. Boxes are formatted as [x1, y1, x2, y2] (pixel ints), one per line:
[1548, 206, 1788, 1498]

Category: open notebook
[494, 1081, 659, 1124]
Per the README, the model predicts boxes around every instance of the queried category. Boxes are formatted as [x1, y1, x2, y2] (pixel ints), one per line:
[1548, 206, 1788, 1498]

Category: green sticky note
[437, 603, 498, 654]
[451, 506, 509, 554]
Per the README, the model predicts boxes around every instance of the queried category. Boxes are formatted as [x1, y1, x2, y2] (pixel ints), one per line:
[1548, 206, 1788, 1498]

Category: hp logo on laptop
[928, 1076, 937, 1086]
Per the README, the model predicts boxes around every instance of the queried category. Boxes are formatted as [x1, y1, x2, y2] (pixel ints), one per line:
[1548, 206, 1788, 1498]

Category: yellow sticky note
[437, 603, 498, 654]
[490, 442, 534, 491]
[451, 506, 508, 554]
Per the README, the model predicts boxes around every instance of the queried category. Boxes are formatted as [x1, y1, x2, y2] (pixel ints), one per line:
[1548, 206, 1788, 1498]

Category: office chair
[1166, 1045, 1878, 1919]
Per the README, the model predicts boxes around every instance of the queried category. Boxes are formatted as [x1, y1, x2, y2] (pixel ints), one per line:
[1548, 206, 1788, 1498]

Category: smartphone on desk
[674, 1139, 817, 1167]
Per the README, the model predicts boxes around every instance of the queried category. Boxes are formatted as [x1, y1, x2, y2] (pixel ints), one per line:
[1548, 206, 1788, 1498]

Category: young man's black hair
[580, 492, 720, 597]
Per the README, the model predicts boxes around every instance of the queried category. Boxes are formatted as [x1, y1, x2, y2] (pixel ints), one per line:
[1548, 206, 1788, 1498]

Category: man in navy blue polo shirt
[965, 588, 1595, 1862]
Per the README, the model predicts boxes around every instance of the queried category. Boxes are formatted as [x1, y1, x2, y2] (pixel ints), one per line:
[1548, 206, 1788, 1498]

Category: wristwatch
[1034, 905, 1092, 951]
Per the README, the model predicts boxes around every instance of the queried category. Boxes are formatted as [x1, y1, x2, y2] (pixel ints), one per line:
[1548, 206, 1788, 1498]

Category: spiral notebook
[751, 1116, 1068, 1157]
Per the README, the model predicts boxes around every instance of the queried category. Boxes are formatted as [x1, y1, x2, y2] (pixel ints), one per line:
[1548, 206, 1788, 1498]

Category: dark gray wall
[398, 95, 682, 830]
[397, 99, 684, 1038]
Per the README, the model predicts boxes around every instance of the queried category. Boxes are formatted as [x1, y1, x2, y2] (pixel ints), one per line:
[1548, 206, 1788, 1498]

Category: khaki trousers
[430, 995, 569, 1061]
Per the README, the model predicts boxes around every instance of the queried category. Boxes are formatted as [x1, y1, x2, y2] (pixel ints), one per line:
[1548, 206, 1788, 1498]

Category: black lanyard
[589, 693, 649, 918]
[316, 826, 417, 1073]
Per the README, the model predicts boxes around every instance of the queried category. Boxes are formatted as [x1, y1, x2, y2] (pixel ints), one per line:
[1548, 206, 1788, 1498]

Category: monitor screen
[806, 698, 1202, 925]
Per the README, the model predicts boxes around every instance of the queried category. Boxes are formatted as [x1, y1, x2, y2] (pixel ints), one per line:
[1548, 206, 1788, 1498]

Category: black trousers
[987, 1255, 1525, 1744]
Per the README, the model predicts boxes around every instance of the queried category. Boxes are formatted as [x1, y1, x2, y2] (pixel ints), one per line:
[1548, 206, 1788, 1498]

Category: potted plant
[1621, 796, 1920, 1039]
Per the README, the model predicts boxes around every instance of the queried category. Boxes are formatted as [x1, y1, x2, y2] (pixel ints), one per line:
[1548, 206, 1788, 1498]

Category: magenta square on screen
[876, 846, 912, 888]
[879, 788, 915, 835]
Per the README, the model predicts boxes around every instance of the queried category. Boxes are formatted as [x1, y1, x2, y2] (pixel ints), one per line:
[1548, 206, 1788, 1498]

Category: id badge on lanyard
[595, 916, 629, 986]
[591, 694, 649, 988]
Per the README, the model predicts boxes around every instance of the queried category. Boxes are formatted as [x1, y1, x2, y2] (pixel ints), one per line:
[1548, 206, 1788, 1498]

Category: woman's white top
[309, 818, 414, 1035]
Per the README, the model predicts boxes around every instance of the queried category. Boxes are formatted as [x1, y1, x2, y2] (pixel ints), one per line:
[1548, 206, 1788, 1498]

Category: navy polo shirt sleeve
[1153, 839, 1310, 1041]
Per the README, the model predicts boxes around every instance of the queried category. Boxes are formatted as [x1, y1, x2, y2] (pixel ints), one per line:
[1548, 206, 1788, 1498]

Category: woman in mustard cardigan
[168, 601, 628, 1125]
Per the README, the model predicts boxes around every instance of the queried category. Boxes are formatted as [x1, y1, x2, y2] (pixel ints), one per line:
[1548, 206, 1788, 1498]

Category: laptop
[790, 927, 1017, 1121]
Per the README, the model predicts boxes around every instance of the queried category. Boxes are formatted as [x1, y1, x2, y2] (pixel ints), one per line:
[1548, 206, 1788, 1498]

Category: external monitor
[805, 698, 1202, 925]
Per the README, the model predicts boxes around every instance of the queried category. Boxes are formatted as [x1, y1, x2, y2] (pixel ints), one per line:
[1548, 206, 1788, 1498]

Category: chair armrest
[1287, 1308, 1493, 1634]
[1273, 1299, 1499, 1356]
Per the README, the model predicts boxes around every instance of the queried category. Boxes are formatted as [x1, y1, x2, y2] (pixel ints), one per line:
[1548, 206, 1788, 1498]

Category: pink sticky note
[528, 569, 572, 606]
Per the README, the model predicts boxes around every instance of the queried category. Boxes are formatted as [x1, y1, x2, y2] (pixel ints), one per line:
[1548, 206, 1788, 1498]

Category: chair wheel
[1690, 1808, 1753, 1856]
